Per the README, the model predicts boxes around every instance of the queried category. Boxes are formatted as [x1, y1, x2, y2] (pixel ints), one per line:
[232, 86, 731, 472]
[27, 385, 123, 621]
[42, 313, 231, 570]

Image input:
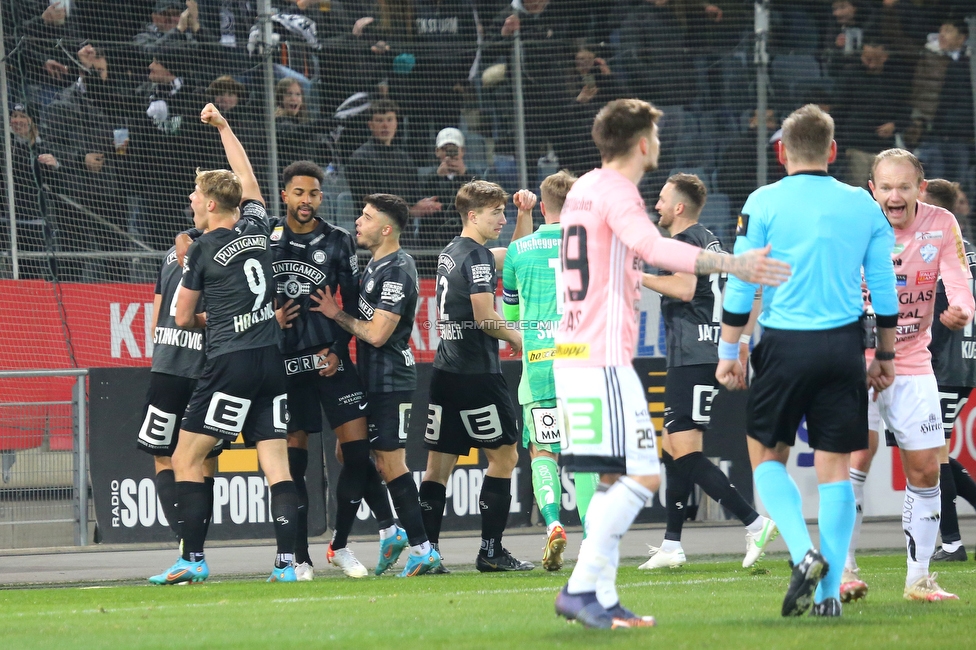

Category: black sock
[684, 452, 758, 525]
[155, 469, 180, 540]
[332, 440, 371, 549]
[288, 447, 311, 564]
[203, 477, 215, 540]
[950, 457, 976, 509]
[664, 455, 692, 542]
[661, 450, 675, 474]
[419, 481, 447, 544]
[176, 481, 210, 562]
[271, 481, 299, 568]
[388, 473, 428, 546]
[940, 462, 962, 544]
[478, 476, 512, 558]
[362, 462, 396, 530]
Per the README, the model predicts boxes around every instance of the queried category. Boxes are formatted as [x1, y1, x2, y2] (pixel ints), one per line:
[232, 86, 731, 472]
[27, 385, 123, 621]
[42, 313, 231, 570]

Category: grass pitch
[1, 554, 974, 649]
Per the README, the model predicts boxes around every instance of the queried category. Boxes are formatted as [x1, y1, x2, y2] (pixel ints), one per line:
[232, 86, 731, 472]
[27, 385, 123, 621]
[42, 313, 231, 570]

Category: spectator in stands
[415, 127, 477, 247]
[275, 79, 314, 173]
[955, 188, 973, 239]
[873, 0, 928, 67]
[913, 18, 973, 194]
[553, 42, 624, 175]
[620, 0, 692, 109]
[200, 75, 266, 181]
[717, 108, 781, 216]
[834, 39, 910, 188]
[685, 0, 751, 111]
[822, 0, 873, 77]
[135, 1, 210, 54]
[345, 99, 420, 211]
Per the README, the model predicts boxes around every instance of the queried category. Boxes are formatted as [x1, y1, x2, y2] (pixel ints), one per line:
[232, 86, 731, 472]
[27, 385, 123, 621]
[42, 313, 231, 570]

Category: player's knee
[374, 449, 407, 481]
[486, 444, 519, 474]
[339, 439, 372, 471]
[528, 445, 557, 462]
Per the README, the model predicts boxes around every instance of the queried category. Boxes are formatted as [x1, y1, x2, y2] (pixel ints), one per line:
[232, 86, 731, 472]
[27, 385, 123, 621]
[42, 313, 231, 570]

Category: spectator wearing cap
[134, 0, 214, 82]
[415, 127, 477, 248]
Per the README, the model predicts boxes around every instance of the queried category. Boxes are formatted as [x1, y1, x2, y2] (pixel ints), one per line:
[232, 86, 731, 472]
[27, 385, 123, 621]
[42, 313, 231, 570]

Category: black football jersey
[658, 223, 726, 368]
[182, 200, 281, 358]
[358, 249, 419, 392]
[151, 246, 206, 379]
[931, 240, 976, 387]
[433, 236, 501, 374]
[269, 217, 359, 355]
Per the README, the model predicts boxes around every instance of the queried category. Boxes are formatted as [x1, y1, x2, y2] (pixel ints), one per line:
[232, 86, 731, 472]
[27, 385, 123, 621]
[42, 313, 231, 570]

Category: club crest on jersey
[920, 243, 937, 264]
[271, 226, 283, 241]
[366, 279, 375, 293]
[278, 275, 310, 299]
[313, 250, 327, 264]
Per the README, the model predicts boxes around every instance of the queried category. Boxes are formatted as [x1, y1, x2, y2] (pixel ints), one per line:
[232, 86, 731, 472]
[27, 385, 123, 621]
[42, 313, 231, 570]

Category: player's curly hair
[282, 160, 325, 189]
[194, 168, 241, 212]
[455, 180, 509, 222]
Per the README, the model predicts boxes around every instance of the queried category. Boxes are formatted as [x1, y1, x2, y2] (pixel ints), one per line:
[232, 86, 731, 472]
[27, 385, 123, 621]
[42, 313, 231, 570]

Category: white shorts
[554, 365, 659, 476]
[868, 374, 945, 451]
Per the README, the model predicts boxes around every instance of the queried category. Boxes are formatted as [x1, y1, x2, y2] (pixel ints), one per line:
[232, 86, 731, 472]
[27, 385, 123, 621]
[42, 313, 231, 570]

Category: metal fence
[0, 369, 89, 548]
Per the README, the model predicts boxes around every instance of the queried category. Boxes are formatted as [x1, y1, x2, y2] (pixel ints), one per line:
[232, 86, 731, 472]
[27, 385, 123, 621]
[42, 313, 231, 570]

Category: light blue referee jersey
[723, 172, 898, 329]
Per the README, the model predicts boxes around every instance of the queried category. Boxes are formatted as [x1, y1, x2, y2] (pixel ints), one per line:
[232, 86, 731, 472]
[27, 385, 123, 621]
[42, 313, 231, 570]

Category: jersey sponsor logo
[555, 343, 590, 359]
[359, 295, 375, 320]
[288, 241, 306, 250]
[272, 394, 289, 430]
[312, 250, 327, 264]
[437, 253, 456, 273]
[459, 404, 503, 442]
[470, 263, 493, 285]
[919, 243, 937, 264]
[896, 274, 907, 286]
[214, 235, 268, 266]
[138, 405, 177, 449]
[920, 412, 942, 435]
[735, 214, 749, 237]
[204, 392, 252, 432]
[896, 322, 919, 337]
[380, 281, 405, 304]
[531, 407, 562, 446]
[397, 403, 411, 443]
[893, 258, 903, 267]
[153, 326, 204, 351]
[271, 260, 326, 285]
[232, 302, 276, 333]
[271, 226, 283, 241]
[915, 230, 943, 241]
[528, 348, 556, 363]
[916, 269, 938, 285]
[899, 289, 934, 305]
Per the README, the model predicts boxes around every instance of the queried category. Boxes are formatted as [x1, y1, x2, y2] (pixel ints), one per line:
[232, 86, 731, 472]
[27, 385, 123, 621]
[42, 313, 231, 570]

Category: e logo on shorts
[565, 398, 602, 445]
[205, 392, 252, 432]
[398, 403, 411, 443]
[139, 406, 176, 448]
[426, 404, 443, 442]
[460, 405, 503, 441]
[692, 385, 719, 423]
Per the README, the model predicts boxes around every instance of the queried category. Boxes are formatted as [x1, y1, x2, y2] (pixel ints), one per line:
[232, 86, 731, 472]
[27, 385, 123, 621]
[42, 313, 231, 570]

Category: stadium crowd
[0, 0, 973, 282]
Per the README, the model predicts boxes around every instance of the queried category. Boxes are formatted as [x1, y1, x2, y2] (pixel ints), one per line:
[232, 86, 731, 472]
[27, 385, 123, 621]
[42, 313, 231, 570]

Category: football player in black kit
[149, 103, 299, 584]
[138, 240, 221, 546]
[419, 180, 536, 572]
[271, 161, 400, 580]
[637, 174, 778, 570]
[312, 193, 442, 576]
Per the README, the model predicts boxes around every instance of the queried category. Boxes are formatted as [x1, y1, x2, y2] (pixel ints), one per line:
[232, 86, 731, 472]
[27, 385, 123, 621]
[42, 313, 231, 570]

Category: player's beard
[290, 204, 318, 225]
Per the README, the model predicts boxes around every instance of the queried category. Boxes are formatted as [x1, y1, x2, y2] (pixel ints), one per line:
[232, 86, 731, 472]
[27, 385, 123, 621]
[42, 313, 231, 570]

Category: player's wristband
[875, 350, 895, 361]
[739, 334, 751, 345]
[718, 339, 739, 361]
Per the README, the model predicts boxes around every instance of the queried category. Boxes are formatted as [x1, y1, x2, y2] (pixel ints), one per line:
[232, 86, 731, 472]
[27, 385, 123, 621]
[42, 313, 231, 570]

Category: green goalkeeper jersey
[502, 223, 562, 404]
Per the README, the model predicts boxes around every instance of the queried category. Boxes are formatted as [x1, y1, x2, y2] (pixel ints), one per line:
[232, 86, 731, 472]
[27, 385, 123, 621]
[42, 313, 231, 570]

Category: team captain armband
[722, 309, 750, 327]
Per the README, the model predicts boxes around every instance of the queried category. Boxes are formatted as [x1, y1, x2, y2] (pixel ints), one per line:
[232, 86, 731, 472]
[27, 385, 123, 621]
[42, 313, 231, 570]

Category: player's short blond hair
[781, 104, 834, 164]
[540, 170, 578, 216]
[195, 168, 242, 212]
[872, 149, 925, 186]
[455, 180, 509, 222]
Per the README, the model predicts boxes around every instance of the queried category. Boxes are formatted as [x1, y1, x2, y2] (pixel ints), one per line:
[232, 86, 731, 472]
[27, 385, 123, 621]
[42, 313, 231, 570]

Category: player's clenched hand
[175, 233, 193, 266]
[940, 305, 971, 331]
[730, 245, 791, 287]
[316, 348, 339, 377]
[513, 189, 537, 213]
[200, 103, 227, 129]
[866, 359, 895, 396]
[716, 359, 746, 391]
[309, 286, 341, 319]
[276, 299, 300, 329]
[508, 331, 522, 358]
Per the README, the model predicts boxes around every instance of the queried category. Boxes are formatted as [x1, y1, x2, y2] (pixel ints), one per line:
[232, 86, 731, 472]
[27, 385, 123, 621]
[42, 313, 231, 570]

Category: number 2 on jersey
[437, 275, 450, 321]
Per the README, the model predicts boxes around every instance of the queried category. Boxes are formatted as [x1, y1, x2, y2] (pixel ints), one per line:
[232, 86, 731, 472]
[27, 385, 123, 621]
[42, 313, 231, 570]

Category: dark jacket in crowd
[346, 138, 418, 210]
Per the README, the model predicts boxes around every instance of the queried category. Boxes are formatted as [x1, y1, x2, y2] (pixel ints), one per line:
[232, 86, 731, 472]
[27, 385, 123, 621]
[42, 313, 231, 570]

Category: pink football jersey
[866, 201, 974, 375]
[555, 168, 700, 368]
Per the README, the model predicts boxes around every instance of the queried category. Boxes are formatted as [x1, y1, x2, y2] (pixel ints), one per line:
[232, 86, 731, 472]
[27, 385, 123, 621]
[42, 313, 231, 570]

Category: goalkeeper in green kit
[502, 170, 599, 571]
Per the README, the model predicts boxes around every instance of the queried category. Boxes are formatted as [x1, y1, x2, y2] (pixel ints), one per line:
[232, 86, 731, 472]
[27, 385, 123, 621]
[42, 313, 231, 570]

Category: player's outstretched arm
[695, 245, 791, 287]
[641, 271, 696, 302]
[200, 103, 263, 205]
[492, 189, 537, 270]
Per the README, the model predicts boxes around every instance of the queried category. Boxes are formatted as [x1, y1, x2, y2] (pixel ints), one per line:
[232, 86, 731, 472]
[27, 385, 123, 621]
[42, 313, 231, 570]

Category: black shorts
[285, 347, 368, 434]
[664, 364, 720, 434]
[367, 390, 413, 451]
[748, 324, 868, 454]
[182, 345, 289, 446]
[424, 369, 519, 456]
[137, 373, 223, 458]
[937, 386, 972, 441]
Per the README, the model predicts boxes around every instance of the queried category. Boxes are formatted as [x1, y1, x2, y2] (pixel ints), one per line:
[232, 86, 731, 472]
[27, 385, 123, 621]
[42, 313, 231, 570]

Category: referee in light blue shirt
[716, 105, 899, 618]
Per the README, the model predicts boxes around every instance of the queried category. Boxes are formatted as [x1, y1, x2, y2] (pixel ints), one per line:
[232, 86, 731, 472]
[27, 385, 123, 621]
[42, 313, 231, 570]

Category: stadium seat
[771, 54, 822, 110]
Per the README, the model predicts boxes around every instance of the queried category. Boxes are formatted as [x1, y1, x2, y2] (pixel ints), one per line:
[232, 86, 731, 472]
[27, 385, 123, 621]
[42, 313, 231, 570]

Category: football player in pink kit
[843, 149, 974, 603]
[552, 99, 792, 629]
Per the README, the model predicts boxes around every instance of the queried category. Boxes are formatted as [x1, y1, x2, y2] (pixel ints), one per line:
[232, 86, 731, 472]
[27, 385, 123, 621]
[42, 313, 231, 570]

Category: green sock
[573, 472, 599, 537]
[531, 456, 561, 527]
